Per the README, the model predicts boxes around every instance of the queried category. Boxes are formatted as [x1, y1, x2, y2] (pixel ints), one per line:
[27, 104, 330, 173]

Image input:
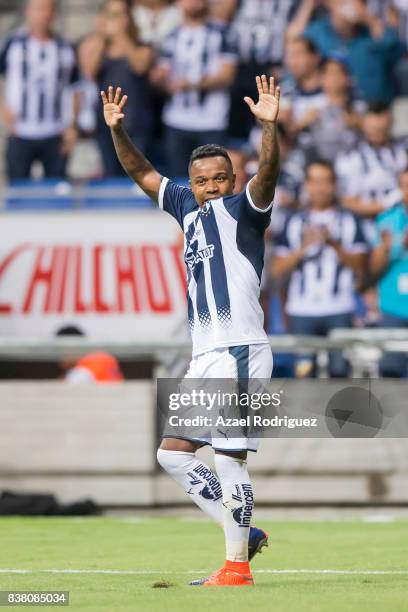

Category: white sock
[156, 449, 223, 524]
[214, 454, 254, 563]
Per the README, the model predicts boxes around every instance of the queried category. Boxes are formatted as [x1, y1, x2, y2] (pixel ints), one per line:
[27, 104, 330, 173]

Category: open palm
[100, 86, 128, 128]
[244, 75, 280, 123]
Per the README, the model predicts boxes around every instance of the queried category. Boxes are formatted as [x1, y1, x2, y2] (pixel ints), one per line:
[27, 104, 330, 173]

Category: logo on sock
[228, 483, 254, 527]
[232, 507, 243, 524]
[241, 483, 254, 527]
[200, 485, 217, 500]
[232, 484, 241, 502]
[187, 464, 222, 501]
[187, 472, 202, 487]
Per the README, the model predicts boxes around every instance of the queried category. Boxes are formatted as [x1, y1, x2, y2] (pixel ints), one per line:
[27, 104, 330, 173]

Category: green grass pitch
[0, 517, 407, 611]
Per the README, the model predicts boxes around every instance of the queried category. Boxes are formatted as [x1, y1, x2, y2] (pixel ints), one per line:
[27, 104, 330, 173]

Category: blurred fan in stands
[0, 0, 80, 180]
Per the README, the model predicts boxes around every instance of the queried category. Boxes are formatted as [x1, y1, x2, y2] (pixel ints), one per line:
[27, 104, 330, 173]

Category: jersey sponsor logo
[185, 244, 215, 271]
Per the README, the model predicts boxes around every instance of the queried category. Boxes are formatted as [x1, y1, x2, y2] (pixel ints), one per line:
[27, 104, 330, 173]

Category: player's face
[306, 164, 336, 209]
[189, 157, 235, 206]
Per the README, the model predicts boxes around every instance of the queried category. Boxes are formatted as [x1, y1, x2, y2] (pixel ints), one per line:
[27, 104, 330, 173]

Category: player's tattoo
[110, 125, 159, 201]
[244, 75, 281, 209]
[250, 121, 280, 209]
[101, 86, 161, 202]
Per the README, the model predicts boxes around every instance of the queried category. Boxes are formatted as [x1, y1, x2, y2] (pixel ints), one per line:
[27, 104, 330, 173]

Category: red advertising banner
[0, 211, 188, 340]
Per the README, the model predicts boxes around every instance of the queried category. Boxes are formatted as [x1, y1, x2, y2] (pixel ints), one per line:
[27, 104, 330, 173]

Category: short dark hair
[366, 100, 391, 115]
[306, 159, 336, 182]
[189, 144, 233, 170]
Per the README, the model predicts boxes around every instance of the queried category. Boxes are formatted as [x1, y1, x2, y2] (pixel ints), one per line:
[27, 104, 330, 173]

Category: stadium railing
[0, 331, 407, 377]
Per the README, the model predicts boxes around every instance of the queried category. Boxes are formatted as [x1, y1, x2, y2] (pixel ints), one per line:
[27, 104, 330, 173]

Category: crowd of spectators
[0, 0, 408, 376]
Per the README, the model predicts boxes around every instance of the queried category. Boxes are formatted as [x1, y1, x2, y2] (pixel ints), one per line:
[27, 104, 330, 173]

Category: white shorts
[164, 343, 273, 452]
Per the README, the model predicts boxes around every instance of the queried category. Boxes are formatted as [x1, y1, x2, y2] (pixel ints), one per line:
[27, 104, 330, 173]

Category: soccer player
[101, 74, 280, 587]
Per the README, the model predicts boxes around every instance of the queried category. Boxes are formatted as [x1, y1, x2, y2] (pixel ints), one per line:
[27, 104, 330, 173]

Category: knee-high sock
[157, 449, 223, 524]
[214, 454, 254, 563]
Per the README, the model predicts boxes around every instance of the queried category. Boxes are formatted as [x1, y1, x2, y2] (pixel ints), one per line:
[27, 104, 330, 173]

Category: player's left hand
[244, 75, 280, 124]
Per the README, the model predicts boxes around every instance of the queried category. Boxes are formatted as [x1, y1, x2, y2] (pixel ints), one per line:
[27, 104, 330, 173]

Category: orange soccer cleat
[190, 561, 254, 587]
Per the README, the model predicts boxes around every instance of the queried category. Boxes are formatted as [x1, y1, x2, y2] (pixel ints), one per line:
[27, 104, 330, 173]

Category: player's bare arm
[244, 75, 281, 210]
[101, 86, 162, 202]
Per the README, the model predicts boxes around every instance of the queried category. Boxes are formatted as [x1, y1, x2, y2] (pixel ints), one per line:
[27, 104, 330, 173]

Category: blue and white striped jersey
[335, 139, 408, 208]
[230, 0, 301, 65]
[0, 30, 79, 139]
[159, 178, 272, 356]
[160, 22, 237, 131]
[275, 208, 367, 317]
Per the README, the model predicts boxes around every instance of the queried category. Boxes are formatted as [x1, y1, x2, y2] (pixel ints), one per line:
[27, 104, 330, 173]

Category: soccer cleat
[248, 526, 269, 561]
[190, 566, 254, 587]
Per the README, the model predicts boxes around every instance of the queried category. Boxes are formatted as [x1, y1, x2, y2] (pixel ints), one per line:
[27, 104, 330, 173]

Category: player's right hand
[100, 86, 128, 129]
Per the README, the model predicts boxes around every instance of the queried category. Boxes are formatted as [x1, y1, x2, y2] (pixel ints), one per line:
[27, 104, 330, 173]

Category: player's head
[305, 160, 337, 209]
[362, 101, 392, 147]
[25, 0, 56, 34]
[178, 0, 208, 20]
[285, 37, 320, 81]
[399, 167, 408, 206]
[188, 144, 235, 206]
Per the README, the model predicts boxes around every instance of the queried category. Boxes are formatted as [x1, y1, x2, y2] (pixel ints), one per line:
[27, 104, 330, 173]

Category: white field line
[0, 569, 407, 576]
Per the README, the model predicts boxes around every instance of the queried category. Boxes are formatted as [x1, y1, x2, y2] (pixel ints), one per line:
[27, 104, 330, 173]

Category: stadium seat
[82, 177, 154, 209]
[5, 179, 74, 210]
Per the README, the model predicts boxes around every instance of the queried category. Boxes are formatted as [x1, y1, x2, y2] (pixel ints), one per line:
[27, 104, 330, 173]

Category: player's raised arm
[100, 86, 162, 202]
[244, 75, 281, 209]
